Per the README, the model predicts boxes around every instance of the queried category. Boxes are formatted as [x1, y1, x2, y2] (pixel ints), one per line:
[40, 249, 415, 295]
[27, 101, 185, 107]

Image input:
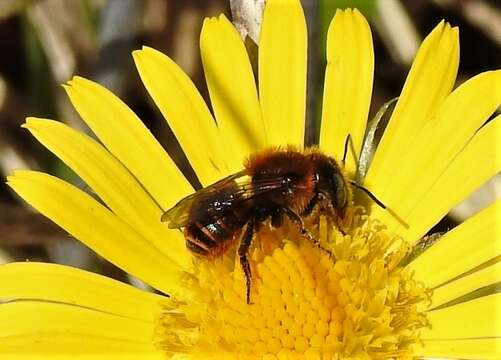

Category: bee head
[314, 159, 349, 217]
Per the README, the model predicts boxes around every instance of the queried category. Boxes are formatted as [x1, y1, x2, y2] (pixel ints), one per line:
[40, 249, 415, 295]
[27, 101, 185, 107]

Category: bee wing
[161, 171, 247, 228]
[161, 171, 287, 229]
[160, 196, 194, 229]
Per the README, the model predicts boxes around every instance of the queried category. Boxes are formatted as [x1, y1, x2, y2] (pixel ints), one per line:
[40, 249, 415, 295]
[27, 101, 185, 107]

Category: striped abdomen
[184, 209, 248, 258]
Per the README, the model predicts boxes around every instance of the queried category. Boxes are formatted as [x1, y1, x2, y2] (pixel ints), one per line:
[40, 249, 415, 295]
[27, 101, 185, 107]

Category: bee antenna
[349, 181, 409, 229]
[342, 134, 351, 164]
[349, 181, 386, 209]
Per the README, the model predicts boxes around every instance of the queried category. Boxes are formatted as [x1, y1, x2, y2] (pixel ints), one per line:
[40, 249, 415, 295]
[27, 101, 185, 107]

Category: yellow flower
[3, 0, 500, 359]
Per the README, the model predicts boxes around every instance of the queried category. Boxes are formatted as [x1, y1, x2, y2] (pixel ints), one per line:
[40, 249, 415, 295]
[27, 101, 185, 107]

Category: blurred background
[0, 0, 499, 284]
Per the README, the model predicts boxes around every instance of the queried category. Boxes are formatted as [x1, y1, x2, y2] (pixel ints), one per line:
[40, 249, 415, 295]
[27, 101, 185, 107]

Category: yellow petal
[415, 338, 501, 359]
[421, 293, 500, 339]
[24, 118, 191, 270]
[396, 115, 501, 242]
[431, 261, 500, 309]
[320, 8, 374, 174]
[408, 200, 500, 289]
[0, 301, 154, 341]
[366, 21, 459, 196]
[0, 262, 164, 322]
[64, 76, 193, 210]
[200, 14, 265, 171]
[133, 46, 228, 185]
[370, 71, 501, 225]
[7, 171, 183, 296]
[259, 0, 307, 146]
[1, 336, 162, 360]
[0, 301, 157, 350]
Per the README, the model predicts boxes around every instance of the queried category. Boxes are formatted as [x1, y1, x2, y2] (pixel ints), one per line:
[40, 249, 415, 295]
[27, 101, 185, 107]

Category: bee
[162, 148, 361, 303]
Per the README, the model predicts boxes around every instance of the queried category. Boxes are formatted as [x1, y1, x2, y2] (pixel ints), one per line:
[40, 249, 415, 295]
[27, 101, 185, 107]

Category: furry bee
[162, 148, 356, 303]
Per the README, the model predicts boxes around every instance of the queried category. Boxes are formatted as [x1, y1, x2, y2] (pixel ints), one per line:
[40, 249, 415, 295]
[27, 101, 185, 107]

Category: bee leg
[282, 207, 315, 242]
[337, 221, 347, 236]
[271, 208, 283, 228]
[238, 219, 255, 304]
[303, 192, 322, 216]
[282, 207, 332, 257]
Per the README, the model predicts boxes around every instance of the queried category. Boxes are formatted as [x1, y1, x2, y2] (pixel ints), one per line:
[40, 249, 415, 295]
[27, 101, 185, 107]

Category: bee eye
[333, 174, 347, 208]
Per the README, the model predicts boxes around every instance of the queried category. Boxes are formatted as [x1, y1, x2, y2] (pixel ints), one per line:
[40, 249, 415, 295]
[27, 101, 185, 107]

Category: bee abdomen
[185, 212, 245, 258]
